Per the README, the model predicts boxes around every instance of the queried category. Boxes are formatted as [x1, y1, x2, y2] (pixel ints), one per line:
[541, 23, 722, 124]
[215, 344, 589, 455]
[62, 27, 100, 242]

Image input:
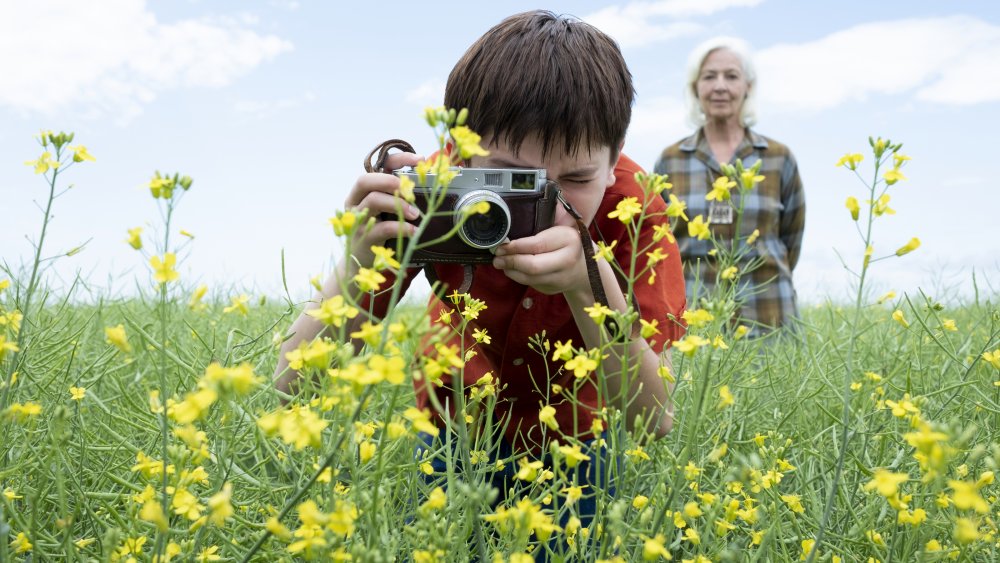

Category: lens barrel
[454, 190, 511, 249]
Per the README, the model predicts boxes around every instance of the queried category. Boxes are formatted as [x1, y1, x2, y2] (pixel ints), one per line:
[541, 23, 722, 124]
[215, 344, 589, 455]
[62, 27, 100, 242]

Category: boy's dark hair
[445, 10, 635, 162]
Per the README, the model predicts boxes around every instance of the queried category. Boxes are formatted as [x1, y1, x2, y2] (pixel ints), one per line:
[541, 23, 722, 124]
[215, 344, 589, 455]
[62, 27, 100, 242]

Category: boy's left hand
[491, 206, 592, 298]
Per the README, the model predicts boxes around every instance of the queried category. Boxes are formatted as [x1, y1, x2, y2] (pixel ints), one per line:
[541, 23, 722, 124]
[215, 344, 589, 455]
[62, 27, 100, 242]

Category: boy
[274, 8, 686, 550]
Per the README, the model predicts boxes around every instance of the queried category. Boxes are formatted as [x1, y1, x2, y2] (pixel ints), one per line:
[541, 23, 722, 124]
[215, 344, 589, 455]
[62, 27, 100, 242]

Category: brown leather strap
[555, 188, 610, 309]
[364, 139, 416, 173]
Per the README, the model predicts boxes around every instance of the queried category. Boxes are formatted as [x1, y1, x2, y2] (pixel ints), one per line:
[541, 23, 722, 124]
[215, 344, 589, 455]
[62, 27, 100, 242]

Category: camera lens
[454, 190, 511, 249]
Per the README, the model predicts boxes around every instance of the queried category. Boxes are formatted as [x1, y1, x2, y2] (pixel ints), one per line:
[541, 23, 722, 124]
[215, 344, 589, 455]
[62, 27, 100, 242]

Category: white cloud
[0, 0, 293, 119]
[404, 79, 446, 106]
[755, 15, 1000, 111]
[583, 0, 763, 49]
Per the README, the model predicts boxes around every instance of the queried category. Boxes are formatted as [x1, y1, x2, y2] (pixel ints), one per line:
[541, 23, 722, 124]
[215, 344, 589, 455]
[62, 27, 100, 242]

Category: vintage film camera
[393, 167, 559, 264]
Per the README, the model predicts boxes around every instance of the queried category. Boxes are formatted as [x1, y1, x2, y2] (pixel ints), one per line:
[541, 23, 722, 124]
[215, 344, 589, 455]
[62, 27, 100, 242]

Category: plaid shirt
[653, 129, 805, 333]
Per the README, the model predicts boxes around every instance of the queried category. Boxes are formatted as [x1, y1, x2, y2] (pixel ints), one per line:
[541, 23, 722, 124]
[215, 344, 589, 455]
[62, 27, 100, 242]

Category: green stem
[808, 153, 884, 562]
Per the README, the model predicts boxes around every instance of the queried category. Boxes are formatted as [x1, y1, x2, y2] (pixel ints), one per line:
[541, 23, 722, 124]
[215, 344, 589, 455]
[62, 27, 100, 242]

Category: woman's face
[695, 48, 750, 123]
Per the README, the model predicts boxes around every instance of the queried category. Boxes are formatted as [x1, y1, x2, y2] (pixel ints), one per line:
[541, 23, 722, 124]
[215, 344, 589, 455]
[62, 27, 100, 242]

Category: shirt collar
[680, 128, 768, 152]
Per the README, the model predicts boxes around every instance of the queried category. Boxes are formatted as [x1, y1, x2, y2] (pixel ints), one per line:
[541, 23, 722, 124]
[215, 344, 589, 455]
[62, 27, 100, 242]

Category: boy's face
[470, 135, 618, 228]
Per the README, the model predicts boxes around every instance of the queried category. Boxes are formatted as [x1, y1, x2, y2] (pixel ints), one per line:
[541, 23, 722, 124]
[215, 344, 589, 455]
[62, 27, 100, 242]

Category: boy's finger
[353, 191, 419, 220]
[494, 226, 577, 257]
[382, 152, 424, 172]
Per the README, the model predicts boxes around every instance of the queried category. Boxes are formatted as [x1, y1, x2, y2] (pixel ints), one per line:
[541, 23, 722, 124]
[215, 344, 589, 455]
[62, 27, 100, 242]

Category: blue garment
[416, 432, 617, 561]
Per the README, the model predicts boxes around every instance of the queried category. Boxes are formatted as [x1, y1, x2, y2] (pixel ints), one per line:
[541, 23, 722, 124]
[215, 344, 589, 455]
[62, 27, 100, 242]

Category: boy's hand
[491, 206, 593, 297]
[343, 152, 423, 267]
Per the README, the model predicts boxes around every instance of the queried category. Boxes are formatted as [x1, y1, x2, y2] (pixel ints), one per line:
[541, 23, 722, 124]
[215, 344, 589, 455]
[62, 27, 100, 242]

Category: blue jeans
[416, 432, 616, 561]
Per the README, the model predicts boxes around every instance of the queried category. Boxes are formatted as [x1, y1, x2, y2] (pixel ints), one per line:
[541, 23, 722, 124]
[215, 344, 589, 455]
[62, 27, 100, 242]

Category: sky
[2, 0, 998, 307]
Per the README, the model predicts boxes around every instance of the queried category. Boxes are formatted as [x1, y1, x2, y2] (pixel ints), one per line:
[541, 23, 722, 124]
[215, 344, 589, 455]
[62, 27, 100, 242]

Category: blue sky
[2, 0, 998, 305]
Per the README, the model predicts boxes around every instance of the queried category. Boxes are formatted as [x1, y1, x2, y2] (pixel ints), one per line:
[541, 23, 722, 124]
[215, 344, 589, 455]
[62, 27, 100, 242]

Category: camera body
[394, 167, 558, 264]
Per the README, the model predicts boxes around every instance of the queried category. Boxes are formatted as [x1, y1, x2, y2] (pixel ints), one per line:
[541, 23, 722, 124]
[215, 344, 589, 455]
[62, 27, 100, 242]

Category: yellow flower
[171, 487, 204, 521]
[371, 245, 402, 270]
[168, 387, 218, 424]
[800, 538, 816, 560]
[10, 531, 32, 553]
[404, 407, 438, 437]
[329, 211, 358, 236]
[707, 176, 736, 201]
[941, 319, 957, 332]
[642, 534, 670, 560]
[683, 501, 703, 518]
[73, 537, 96, 549]
[687, 215, 710, 240]
[717, 385, 734, 409]
[983, 349, 1000, 369]
[398, 175, 415, 202]
[594, 240, 617, 262]
[359, 441, 376, 463]
[836, 153, 863, 170]
[781, 494, 805, 514]
[565, 351, 599, 378]
[895, 237, 920, 256]
[150, 253, 179, 284]
[683, 527, 700, 545]
[746, 229, 760, 244]
[682, 308, 714, 329]
[640, 319, 660, 339]
[740, 169, 765, 190]
[584, 303, 614, 325]
[876, 290, 896, 304]
[126, 227, 143, 249]
[189, 284, 208, 310]
[734, 325, 750, 340]
[720, 266, 738, 280]
[421, 487, 447, 512]
[449, 125, 490, 159]
[70, 386, 87, 401]
[897, 508, 927, 526]
[354, 268, 387, 292]
[70, 145, 95, 162]
[665, 193, 688, 220]
[306, 295, 359, 327]
[892, 309, 909, 328]
[871, 194, 895, 216]
[539, 405, 559, 431]
[864, 469, 909, 497]
[845, 196, 860, 221]
[3, 488, 22, 501]
[884, 167, 907, 185]
[608, 196, 643, 224]
[197, 546, 222, 562]
[223, 294, 250, 316]
[673, 335, 709, 357]
[140, 499, 169, 532]
[953, 517, 980, 544]
[149, 173, 176, 199]
[25, 151, 59, 174]
[104, 324, 132, 353]
[266, 516, 292, 539]
[949, 480, 989, 513]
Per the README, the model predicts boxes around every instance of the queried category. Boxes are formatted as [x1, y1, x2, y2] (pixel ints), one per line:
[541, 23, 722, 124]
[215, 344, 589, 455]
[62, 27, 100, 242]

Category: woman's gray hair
[684, 36, 758, 128]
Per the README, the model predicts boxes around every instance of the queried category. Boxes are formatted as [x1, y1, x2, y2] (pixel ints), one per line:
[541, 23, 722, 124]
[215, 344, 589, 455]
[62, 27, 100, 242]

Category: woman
[654, 37, 805, 335]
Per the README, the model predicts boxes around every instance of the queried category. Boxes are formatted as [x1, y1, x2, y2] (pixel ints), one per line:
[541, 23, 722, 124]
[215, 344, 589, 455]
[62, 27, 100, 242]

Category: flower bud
[456, 108, 468, 126]
[895, 237, 920, 257]
[179, 175, 193, 190]
[845, 197, 860, 221]
[447, 108, 456, 126]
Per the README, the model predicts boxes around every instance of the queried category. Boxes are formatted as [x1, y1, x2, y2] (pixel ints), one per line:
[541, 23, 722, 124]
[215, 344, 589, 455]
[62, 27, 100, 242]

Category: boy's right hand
[344, 152, 423, 268]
